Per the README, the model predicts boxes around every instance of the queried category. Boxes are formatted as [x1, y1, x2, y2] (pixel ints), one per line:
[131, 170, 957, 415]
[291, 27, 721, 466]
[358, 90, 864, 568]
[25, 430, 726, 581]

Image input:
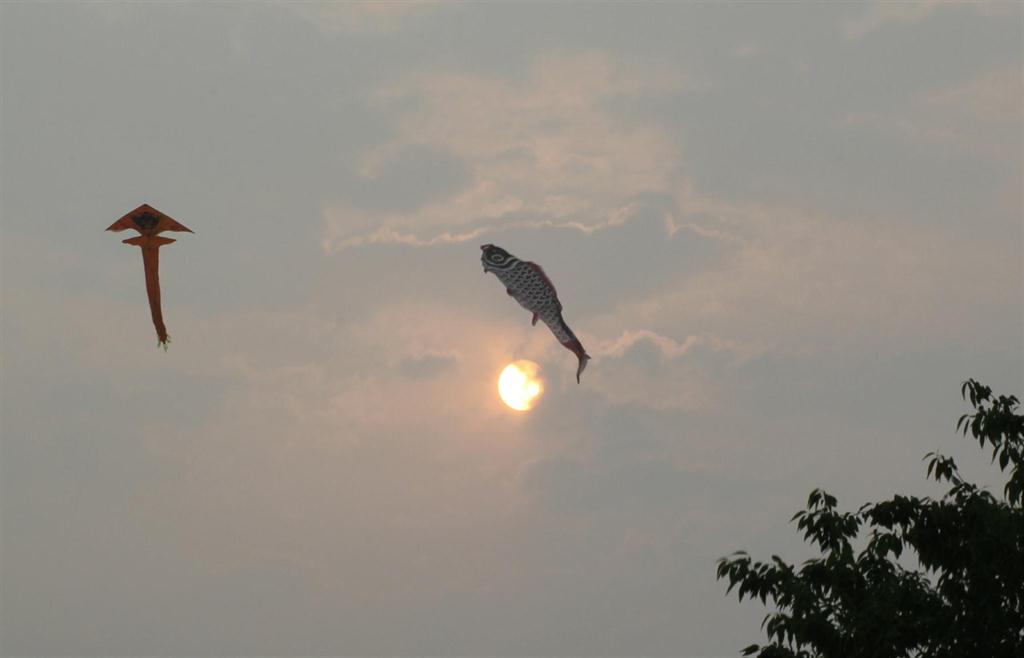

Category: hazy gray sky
[2, 2, 1021, 656]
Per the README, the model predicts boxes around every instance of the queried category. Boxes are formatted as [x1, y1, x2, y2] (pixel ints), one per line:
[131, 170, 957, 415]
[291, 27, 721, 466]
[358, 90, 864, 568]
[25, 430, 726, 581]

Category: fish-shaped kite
[106, 204, 193, 349]
[481, 244, 591, 382]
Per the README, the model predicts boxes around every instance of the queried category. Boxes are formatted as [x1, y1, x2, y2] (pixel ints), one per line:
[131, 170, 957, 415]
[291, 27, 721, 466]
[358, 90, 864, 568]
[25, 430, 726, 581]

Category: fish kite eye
[481, 245, 511, 264]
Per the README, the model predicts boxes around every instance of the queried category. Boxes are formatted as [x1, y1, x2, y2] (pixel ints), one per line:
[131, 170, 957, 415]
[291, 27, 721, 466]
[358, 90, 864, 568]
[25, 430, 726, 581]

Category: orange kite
[106, 204, 193, 349]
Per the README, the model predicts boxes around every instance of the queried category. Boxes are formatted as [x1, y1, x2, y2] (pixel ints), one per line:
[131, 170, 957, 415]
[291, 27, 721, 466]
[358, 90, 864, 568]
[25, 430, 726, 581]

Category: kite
[481, 244, 591, 383]
[106, 204, 193, 349]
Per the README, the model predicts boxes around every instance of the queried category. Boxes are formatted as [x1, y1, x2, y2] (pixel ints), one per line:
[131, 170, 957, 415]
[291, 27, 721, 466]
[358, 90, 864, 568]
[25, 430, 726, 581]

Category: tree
[716, 379, 1024, 658]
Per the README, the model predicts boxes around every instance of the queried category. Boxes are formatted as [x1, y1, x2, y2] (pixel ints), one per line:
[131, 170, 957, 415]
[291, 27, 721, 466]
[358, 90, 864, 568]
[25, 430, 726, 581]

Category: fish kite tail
[561, 338, 591, 384]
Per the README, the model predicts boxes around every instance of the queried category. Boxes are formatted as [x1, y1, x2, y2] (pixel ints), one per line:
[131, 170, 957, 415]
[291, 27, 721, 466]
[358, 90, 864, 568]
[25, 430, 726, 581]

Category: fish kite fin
[532, 313, 539, 326]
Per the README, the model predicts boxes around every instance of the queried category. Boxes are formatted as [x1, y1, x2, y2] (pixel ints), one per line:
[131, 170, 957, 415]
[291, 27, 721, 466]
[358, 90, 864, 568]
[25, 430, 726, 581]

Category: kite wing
[107, 203, 194, 235]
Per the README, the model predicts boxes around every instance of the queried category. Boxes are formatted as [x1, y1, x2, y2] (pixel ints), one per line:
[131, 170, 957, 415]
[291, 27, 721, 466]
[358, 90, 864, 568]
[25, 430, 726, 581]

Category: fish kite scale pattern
[495, 261, 573, 343]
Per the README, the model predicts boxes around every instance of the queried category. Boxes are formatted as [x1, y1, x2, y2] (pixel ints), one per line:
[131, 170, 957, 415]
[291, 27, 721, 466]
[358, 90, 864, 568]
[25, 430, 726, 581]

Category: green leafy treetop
[716, 379, 1024, 658]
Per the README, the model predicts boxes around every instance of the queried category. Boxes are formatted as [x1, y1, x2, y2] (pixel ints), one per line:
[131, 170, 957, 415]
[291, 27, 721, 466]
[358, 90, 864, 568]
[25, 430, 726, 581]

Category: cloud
[840, 67, 1022, 160]
[844, 1, 948, 39]
[397, 349, 460, 379]
[323, 202, 669, 251]
[595, 195, 1020, 360]
[915, 68, 1023, 124]
[842, 1, 1012, 40]
[597, 330, 702, 360]
[5, 6, 1022, 656]
[81, 2, 139, 25]
[287, 1, 448, 35]
[496, 328, 746, 412]
[593, 329, 750, 363]
[324, 51, 688, 249]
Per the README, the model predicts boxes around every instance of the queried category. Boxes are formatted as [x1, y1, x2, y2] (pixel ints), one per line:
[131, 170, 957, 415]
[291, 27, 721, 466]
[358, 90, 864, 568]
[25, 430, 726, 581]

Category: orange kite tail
[123, 235, 176, 347]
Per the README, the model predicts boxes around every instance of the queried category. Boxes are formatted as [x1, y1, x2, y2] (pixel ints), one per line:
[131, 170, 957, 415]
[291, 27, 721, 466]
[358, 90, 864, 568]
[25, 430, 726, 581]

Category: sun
[498, 360, 544, 411]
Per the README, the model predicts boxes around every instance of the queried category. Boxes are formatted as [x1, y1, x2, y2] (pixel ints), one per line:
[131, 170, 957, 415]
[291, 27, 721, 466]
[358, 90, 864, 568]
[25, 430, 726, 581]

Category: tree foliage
[717, 379, 1024, 658]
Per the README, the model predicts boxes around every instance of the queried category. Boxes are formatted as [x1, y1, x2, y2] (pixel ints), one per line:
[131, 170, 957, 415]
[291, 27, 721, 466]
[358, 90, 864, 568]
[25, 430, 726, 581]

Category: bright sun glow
[498, 360, 544, 411]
